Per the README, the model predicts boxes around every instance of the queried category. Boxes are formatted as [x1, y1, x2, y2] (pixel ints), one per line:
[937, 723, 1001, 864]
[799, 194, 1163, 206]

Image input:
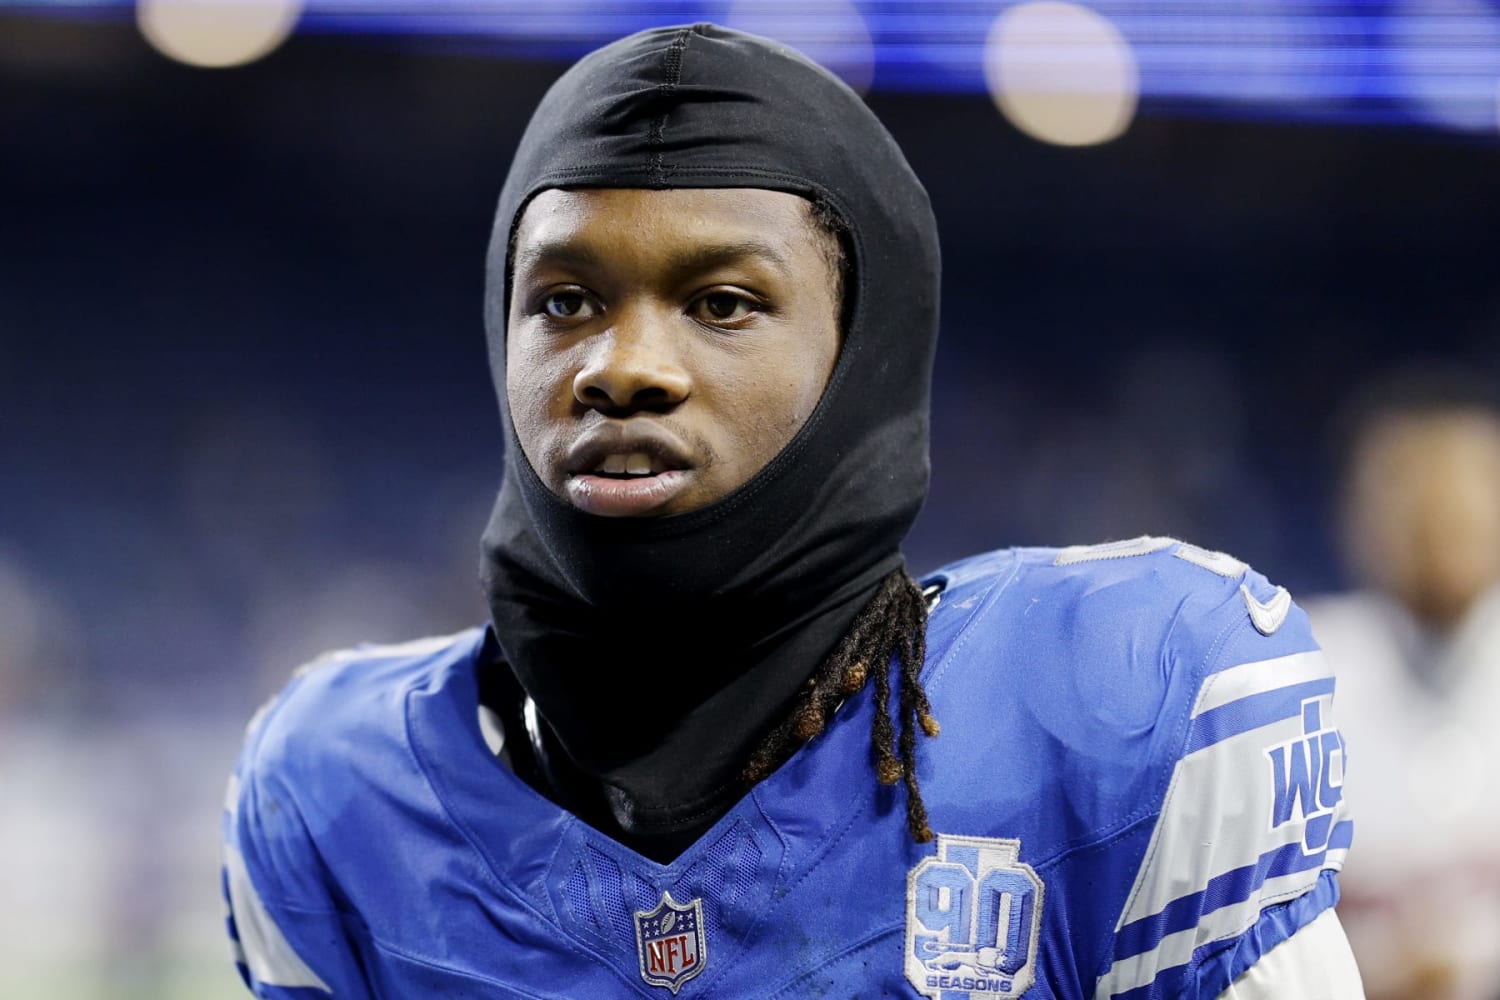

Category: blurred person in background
[1309, 370, 1500, 1000]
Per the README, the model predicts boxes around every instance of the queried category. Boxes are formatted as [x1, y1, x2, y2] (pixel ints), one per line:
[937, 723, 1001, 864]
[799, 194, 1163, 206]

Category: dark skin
[500, 187, 940, 853]
[506, 188, 842, 517]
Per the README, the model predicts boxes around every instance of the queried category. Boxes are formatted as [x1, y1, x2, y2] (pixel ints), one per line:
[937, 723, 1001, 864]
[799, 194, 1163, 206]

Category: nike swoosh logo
[1240, 583, 1291, 636]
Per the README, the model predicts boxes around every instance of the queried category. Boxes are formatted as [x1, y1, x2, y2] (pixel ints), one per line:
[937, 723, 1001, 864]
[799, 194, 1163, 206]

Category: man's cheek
[506, 382, 558, 467]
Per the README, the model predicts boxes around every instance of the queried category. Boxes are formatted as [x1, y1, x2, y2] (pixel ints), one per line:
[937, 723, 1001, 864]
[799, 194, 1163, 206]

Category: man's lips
[566, 470, 693, 516]
[562, 423, 697, 516]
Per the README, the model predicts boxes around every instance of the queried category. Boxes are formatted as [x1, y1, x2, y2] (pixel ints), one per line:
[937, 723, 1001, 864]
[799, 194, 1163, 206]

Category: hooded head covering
[480, 23, 939, 839]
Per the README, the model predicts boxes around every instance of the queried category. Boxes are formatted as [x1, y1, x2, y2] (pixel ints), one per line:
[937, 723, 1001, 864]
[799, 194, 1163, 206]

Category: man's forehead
[516, 188, 812, 243]
[510, 187, 821, 275]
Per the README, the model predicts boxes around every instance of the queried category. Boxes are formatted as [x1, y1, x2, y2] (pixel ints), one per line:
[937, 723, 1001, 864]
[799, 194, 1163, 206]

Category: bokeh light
[136, 0, 302, 69]
[724, 0, 876, 95]
[1387, 0, 1500, 134]
[984, 1, 1139, 147]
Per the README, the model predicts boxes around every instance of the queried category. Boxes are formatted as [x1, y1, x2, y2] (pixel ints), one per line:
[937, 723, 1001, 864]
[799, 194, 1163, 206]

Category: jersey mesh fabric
[223, 545, 1351, 999]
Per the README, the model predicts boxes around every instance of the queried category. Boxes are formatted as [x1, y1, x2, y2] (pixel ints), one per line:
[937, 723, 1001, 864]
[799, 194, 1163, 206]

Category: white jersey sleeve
[223, 774, 335, 996]
[1214, 909, 1364, 1000]
[1089, 549, 1354, 1000]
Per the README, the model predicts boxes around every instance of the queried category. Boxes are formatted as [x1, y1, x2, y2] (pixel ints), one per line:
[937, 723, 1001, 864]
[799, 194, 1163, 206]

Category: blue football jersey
[222, 538, 1350, 999]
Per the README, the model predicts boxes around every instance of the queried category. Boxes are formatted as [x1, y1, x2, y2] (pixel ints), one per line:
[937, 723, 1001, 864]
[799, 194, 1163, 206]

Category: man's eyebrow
[664, 240, 790, 278]
[513, 238, 790, 280]
[513, 239, 603, 276]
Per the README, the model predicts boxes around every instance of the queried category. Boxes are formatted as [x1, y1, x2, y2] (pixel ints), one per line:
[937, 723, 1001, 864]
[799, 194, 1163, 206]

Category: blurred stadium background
[2, 1, 1499, 998]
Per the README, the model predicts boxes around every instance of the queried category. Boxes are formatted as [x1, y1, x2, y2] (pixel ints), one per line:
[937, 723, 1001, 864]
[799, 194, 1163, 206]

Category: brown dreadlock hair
[741, 568, 940, 842]
[733, 199, 939, 842]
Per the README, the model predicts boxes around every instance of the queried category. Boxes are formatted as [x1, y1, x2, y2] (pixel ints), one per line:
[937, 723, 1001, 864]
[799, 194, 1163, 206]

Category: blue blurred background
[2, 2, 1498, 997]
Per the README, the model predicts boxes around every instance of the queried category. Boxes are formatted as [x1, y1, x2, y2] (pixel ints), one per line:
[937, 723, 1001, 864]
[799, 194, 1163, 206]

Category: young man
[222, 24, 1362, 1000]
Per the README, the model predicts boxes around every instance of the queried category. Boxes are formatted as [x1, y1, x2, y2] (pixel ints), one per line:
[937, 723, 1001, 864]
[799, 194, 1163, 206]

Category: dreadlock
[742, 568, 940, 842]
[737, 201, 939, 842]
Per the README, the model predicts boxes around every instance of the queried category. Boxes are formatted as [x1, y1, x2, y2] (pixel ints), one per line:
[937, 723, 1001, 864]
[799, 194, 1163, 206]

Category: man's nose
[573, 311, 691, 414]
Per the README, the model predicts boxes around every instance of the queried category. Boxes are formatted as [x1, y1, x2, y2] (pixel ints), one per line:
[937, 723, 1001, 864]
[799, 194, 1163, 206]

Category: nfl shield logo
[634, 892, 707, 994]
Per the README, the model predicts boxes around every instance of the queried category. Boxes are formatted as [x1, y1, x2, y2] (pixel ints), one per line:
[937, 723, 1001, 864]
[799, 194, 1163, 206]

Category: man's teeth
[595, 452, 656, 476]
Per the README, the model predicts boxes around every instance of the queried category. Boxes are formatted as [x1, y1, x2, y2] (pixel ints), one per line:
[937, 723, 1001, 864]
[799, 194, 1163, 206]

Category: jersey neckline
[400, 553, 1018, 974]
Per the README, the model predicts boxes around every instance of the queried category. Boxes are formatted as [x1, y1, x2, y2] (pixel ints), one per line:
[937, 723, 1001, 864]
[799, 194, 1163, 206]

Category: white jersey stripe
[1102, 646, 1352, 1000]
[1118, 711, 1333, 924]
[224, 845, 332, 993]
[223, 774, 242, 821]
[1093, 865, 1335, 1000]
[1113, 825, 1351, 963]
[1191, 651, 1331, 719]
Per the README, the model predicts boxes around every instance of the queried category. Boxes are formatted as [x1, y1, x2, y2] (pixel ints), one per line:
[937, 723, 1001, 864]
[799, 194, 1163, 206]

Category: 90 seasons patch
[634, 892, 706, 993]
[906, 835, 1045, 999]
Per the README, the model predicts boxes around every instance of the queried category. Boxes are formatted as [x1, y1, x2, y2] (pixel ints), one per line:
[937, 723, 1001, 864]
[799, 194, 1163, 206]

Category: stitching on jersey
[920, 550, 1023, 691]
[727, 775, 883, 996]
[684, 797, 870, 997]
[930, 552, 1168, 845]
[402, 684, 601, 971]
[1111, 592, 1253, 941]
[1259, 876, 1330, 909]
[358, 926, 564, 999]
[238, 890, 349, 921]
[336, 908, 379, 994]
[407, 674, 744, 995]
[1027, 808, 1160, 879]
[625, 821, 767, 997]
[751, 785, 795, 900]
[755, 762, 875, 900]
[231, 764, 359, 919]
[1110, 606, 1264, 975]
[761, 922, 906, 999]
[1011, 811, 1161, 985]
[226, 866, 373, 989]
[735, 680, 877, 887]
[1180, 871, 1339, 993]
[538, 817, 580, 924]
[1175, 591, 1254, 719]
[1188, 875, 1340, 999]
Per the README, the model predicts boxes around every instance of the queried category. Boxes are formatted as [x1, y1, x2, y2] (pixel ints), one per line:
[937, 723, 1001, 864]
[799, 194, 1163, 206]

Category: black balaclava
[480, 23, 940, 851]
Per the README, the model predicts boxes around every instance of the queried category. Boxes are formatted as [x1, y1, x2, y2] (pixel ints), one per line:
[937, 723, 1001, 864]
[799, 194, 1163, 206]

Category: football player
[223, 24, 1364, 999]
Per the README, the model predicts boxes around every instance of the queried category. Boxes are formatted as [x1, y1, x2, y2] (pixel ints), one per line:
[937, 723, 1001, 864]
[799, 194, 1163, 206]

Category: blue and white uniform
[222, 539, 1353, 999]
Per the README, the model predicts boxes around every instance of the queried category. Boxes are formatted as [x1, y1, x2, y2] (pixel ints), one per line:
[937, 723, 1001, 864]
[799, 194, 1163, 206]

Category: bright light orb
[725, 0, 877, 95]
[1388, 0, 1500, 134]
[984, 1, 1139, 147]
[137, 0, 302, 69]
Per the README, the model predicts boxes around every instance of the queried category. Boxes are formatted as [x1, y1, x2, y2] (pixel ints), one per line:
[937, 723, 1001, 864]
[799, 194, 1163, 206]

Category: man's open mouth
[564, 428, 696, 516]
[588, 451, 677, 479]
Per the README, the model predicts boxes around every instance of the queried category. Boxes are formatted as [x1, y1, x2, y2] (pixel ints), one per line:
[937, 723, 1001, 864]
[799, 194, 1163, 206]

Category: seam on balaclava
[648, 27, 695, 185]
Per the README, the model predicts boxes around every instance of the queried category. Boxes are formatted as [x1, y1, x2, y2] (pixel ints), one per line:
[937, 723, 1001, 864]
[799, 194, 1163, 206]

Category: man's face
[1346, 409, 1500, 628]
[506, 187, 842, 517]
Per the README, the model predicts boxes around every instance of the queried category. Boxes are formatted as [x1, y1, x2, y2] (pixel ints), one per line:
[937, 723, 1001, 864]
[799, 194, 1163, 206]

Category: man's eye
[542, 292, 594, 320]
[695, 292, 756, 323]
